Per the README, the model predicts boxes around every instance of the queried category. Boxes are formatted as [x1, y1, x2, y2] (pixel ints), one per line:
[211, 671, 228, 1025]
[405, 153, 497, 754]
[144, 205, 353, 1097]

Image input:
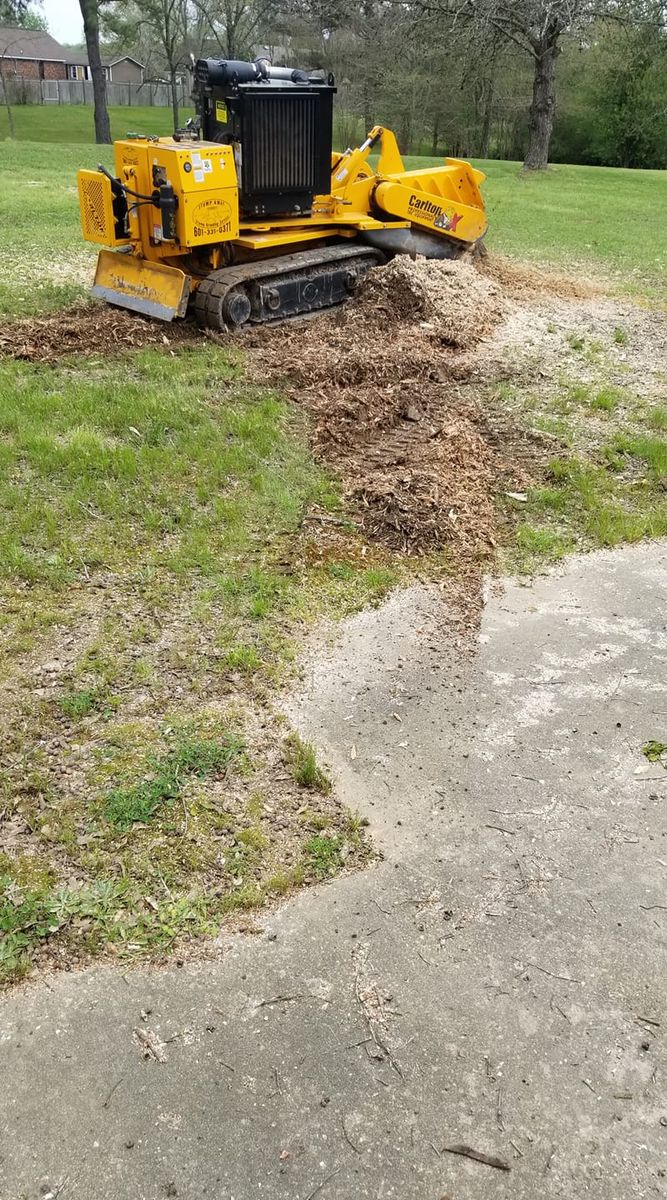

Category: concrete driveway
[1, 543, 666, 1200]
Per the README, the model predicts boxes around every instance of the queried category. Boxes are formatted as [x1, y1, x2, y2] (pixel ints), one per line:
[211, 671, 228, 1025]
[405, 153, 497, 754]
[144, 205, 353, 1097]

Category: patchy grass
[0, 342, 391, 985]
[103, 734, 244, 829]
[507, 445, 667, 572]
[496, 328, 667, 573]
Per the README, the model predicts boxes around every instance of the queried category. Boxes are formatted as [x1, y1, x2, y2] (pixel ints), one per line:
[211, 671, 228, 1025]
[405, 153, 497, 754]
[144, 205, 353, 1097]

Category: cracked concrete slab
[1, 542, 666, 1200]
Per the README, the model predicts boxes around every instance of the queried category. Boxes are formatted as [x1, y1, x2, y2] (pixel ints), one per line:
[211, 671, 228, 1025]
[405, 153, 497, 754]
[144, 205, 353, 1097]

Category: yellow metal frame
[77, 125, 487, 320]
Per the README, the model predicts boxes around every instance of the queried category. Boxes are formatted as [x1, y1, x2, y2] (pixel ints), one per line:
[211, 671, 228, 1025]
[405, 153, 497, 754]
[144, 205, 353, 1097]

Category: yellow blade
[92, 251, 190, 322]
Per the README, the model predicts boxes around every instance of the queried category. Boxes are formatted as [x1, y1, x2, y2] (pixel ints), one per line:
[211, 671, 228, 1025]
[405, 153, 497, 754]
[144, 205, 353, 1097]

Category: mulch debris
[244, 254, 537, 559]
[0, 303, 200, 363]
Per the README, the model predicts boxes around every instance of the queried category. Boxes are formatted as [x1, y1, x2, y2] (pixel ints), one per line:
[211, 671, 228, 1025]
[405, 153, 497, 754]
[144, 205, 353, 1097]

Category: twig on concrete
[496, 1087, 504, 1131]
[352, 951, 403, 1079]
[341, 1116, 360, 1154]
[523, 961, 581, 984]
[256, 993, 313, 1008]
[486, 824, 518, 836]
[441, 1144, 510, 1171]
[273, 1066, 283, 1095]
[509, 1139, 524, 1158]
[544, 1145, 556, 1173]
[303, 1165, 341, 1200]
[102, 1078, 123, 1108]
[640, 904, 667, 911]
[636, 1015, 660, 1027]
[550, 996, 571, 1023]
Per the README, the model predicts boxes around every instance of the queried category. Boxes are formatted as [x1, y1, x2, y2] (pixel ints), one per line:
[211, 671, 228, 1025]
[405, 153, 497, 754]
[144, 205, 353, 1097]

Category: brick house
[0, 26, 144, 85]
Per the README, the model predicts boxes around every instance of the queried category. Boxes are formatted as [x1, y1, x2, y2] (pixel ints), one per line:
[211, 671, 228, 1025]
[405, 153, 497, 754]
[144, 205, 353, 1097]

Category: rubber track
[192, 243, 383, 330]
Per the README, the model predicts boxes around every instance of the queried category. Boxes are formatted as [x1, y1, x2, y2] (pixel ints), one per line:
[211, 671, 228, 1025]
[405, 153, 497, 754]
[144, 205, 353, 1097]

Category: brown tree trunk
[0, 68, 16, 138]
[524, 42, 558, 170]
[478, 73, 495, 159]
[431, 113, 439, 157]
[79, 0, 111, 144]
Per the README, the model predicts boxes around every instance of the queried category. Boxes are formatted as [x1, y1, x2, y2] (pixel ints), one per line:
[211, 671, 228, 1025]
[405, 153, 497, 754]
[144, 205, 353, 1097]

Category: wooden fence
[3, 76, 191, 108]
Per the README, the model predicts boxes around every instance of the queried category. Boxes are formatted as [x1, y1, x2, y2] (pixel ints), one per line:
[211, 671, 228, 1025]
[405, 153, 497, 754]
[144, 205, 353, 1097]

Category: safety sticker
[202, 158, 212, 173]
[215, 101, 227, 123]
[194, 168, 205, 183]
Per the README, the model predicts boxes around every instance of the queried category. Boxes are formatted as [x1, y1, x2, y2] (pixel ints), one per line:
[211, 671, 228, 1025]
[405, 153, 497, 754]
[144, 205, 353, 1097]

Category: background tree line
[3, 0, 666, 167]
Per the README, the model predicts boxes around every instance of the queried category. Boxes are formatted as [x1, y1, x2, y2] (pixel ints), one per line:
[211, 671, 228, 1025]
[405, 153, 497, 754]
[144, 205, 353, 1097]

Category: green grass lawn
[0, 102, 190, 142]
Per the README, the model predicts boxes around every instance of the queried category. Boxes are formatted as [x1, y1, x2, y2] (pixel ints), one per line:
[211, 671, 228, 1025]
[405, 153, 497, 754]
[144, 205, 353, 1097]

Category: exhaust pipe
[195, 57, 311, 88]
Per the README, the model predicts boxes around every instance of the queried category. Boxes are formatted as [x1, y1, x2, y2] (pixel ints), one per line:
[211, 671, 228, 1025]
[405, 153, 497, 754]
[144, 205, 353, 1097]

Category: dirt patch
[0, 302, 201, 363]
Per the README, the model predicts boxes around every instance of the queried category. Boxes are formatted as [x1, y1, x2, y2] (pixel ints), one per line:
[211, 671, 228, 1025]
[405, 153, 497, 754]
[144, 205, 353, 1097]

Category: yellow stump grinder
[77, 58, 488, 329]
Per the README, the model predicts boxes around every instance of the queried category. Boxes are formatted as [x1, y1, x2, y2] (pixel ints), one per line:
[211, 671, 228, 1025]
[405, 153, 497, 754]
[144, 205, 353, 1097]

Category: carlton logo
[408, 193, 462, 232]
[192, 198, 232, 237]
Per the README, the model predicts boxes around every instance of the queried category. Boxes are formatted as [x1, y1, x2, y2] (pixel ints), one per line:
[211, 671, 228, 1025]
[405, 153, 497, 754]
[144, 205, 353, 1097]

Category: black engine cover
[194, 64, 335, 219]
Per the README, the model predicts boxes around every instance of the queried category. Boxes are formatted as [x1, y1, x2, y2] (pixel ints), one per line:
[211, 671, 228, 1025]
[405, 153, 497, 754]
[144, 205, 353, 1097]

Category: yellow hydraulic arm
[331, 126, 487, 245]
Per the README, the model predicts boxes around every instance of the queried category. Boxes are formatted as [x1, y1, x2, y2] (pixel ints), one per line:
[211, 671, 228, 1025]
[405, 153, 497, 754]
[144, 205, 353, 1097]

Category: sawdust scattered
[479, 253, 602, 301]
[0, 303, 200, 363]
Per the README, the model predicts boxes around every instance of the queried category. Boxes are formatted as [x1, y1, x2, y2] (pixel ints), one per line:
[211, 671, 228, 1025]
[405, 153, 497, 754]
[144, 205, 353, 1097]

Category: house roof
[107, 56, 144, 68]
[0, 26, 144, 68]
[0, 25, 81, 63]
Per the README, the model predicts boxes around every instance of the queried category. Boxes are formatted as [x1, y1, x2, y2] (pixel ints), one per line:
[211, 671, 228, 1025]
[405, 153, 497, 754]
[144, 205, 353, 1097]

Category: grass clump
[59, 686, 115, 720]
[104, 735, 244, 829]
[304, 834, 344, 879]
[285, 733, 332, 794]
[590, 387, 623, 413]
[221, 644, 262, 674]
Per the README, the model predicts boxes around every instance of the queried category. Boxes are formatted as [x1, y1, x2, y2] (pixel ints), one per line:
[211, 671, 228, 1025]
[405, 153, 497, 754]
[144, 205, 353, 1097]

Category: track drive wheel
[193, 278, 251, 331]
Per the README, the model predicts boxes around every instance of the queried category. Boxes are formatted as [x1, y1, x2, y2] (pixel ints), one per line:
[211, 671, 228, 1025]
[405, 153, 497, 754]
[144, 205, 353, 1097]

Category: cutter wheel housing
[77, 56, 488, 329]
